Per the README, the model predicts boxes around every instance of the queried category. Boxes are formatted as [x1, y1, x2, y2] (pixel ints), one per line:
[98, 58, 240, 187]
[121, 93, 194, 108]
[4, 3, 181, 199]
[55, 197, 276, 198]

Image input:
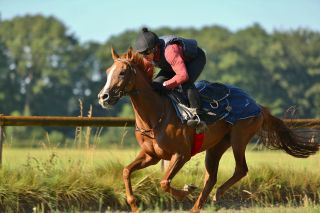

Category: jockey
[135, 27, 206, 129]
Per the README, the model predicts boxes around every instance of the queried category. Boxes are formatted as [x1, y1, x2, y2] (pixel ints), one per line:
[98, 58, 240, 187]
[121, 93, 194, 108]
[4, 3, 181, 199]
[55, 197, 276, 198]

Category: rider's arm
[163, 44, 189, 89]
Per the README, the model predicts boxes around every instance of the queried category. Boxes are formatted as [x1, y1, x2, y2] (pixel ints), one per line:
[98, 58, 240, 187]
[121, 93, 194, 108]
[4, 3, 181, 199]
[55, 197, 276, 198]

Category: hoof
[213, 192, 223, 203]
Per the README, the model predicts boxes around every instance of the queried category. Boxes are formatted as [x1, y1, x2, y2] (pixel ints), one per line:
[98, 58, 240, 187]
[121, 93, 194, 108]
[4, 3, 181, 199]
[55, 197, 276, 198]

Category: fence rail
[0, 115, 320, 166]
[0, 115, 135, 127]
[0, 115, 135, 166]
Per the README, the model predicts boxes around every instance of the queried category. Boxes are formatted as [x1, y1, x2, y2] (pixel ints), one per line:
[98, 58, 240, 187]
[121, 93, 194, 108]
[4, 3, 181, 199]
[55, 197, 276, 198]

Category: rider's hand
[151, 81, 167, 95]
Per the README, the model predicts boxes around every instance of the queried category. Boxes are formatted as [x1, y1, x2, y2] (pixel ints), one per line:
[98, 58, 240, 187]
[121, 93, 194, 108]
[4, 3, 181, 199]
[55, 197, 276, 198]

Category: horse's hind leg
[123, 150, 160, 213]
[214, 117, 262, 201]
[191, 135, 231, 212]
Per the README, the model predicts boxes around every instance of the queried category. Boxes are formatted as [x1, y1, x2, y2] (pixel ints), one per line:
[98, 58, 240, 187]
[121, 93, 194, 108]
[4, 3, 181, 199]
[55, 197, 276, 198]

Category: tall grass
[1, 148, 320, 212]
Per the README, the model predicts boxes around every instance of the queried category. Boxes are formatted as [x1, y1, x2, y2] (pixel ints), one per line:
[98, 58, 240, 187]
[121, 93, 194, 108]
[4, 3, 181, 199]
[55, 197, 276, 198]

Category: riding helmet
[135, 27, 159, 53]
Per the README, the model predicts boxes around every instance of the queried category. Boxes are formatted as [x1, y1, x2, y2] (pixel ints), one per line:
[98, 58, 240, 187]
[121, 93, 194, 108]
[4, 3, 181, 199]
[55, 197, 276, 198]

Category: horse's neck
[129, 73, 170, 130]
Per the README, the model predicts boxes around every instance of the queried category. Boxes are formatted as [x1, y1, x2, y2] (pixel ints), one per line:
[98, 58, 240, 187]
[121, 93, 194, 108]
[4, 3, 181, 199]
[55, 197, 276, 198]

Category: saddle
[168, 80, 232, 124]
[168, 80, 262, 125]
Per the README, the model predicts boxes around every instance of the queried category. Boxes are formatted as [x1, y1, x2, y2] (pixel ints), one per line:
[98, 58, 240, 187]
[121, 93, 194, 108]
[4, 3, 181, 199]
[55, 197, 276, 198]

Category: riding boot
[186, 87, 206, 131]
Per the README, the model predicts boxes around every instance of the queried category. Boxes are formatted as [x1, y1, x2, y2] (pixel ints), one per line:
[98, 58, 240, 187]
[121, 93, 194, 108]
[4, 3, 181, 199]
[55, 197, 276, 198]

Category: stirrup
[187, 113, 200, 127]
[187, 112, 207, 133]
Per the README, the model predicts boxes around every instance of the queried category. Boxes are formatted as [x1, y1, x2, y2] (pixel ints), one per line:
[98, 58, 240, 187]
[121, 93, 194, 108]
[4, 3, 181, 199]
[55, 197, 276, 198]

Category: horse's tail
[259, 106, 319, 158]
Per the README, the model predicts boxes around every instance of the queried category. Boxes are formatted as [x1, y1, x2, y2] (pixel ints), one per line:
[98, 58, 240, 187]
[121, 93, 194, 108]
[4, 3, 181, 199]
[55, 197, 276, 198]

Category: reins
[135, 109, 165, 139]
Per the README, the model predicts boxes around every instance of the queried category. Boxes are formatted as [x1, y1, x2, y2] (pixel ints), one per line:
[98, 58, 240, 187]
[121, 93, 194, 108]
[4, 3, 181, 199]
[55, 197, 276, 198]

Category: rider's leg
[185, 84, 206, 129]
[183, 48, 207, 129]
[187, 85, 201, 110]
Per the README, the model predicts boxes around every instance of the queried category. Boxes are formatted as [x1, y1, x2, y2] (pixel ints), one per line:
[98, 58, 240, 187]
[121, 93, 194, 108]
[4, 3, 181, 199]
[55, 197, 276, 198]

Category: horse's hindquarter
[200, 120, 231, 151]
[199, 115, 262, 152]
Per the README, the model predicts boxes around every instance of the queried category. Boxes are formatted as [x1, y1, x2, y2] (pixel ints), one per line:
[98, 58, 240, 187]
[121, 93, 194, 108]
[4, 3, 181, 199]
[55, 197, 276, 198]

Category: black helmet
[135, 27, 159, 53]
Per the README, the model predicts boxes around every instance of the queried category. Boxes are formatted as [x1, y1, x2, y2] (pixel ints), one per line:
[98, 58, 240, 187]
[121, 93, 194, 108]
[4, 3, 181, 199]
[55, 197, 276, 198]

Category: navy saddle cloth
[168, 80, 261, 125]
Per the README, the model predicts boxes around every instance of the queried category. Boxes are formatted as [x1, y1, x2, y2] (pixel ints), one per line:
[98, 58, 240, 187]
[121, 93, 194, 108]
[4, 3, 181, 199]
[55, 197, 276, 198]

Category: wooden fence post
[0, 125, 3, 167]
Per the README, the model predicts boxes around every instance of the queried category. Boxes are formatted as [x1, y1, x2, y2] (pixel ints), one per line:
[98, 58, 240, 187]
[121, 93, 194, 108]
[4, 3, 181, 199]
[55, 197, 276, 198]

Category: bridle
[102, 57, 166, 139]
[112, 58, 137, 97]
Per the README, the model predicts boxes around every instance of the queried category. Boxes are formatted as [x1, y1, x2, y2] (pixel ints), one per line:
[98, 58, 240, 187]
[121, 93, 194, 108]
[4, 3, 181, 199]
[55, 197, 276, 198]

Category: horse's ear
[127, 47, 134, 60]
[111, 47, 119, 60]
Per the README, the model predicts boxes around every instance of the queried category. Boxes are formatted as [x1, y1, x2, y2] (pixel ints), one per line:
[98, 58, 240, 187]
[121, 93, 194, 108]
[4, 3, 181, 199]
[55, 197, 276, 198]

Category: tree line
[0, 15, 319, 146]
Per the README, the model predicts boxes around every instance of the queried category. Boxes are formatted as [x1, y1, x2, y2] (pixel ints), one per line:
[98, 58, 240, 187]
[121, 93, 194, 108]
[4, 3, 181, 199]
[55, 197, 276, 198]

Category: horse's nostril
[102, 93, 110, 101]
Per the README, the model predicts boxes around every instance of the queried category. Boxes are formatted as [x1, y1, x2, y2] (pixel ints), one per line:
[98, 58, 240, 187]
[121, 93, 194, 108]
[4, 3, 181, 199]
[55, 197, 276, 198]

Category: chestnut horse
[98, 48, 319, 213]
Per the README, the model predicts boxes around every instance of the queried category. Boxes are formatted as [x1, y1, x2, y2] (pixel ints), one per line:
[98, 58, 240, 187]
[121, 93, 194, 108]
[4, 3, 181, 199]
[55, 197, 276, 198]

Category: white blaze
[102, 64, 116, 94]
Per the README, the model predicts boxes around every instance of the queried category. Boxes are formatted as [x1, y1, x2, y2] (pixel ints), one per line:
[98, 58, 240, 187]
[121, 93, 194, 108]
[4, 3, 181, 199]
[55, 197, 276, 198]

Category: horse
[97, 47, 319, 213]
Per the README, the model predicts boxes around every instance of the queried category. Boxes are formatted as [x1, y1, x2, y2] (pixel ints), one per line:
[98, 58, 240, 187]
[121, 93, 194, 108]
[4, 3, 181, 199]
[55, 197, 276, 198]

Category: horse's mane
[121, 50, 155, 82]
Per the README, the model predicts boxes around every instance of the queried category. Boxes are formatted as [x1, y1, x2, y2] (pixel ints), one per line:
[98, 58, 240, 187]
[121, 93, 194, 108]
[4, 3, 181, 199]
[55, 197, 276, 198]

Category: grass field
[3, 146, 320, 172]
[1, 147, 320, 212]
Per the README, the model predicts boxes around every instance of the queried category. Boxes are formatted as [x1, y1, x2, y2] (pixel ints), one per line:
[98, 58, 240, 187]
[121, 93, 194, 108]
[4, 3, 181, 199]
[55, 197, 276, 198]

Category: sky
[1, 0, 320, 43]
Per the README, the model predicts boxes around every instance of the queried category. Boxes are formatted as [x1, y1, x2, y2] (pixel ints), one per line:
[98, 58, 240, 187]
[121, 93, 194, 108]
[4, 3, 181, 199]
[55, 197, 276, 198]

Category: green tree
[0, 15, 78, 115]
[0, 39, 12, 114]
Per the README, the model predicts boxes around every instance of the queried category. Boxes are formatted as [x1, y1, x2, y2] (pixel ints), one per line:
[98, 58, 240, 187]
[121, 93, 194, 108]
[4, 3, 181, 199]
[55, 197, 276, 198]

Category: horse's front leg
[123, 150, 160, 212]
[160, 153, 192, 201]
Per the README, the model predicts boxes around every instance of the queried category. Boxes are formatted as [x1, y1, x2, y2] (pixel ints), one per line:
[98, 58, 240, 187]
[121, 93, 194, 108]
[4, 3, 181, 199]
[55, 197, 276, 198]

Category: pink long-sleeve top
[163, 43, 189, 89]
[143, 43, 189, 89]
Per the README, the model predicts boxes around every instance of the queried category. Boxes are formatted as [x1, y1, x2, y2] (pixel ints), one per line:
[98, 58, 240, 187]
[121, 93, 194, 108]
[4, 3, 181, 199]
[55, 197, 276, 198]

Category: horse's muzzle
[98, 91, 120, 108]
